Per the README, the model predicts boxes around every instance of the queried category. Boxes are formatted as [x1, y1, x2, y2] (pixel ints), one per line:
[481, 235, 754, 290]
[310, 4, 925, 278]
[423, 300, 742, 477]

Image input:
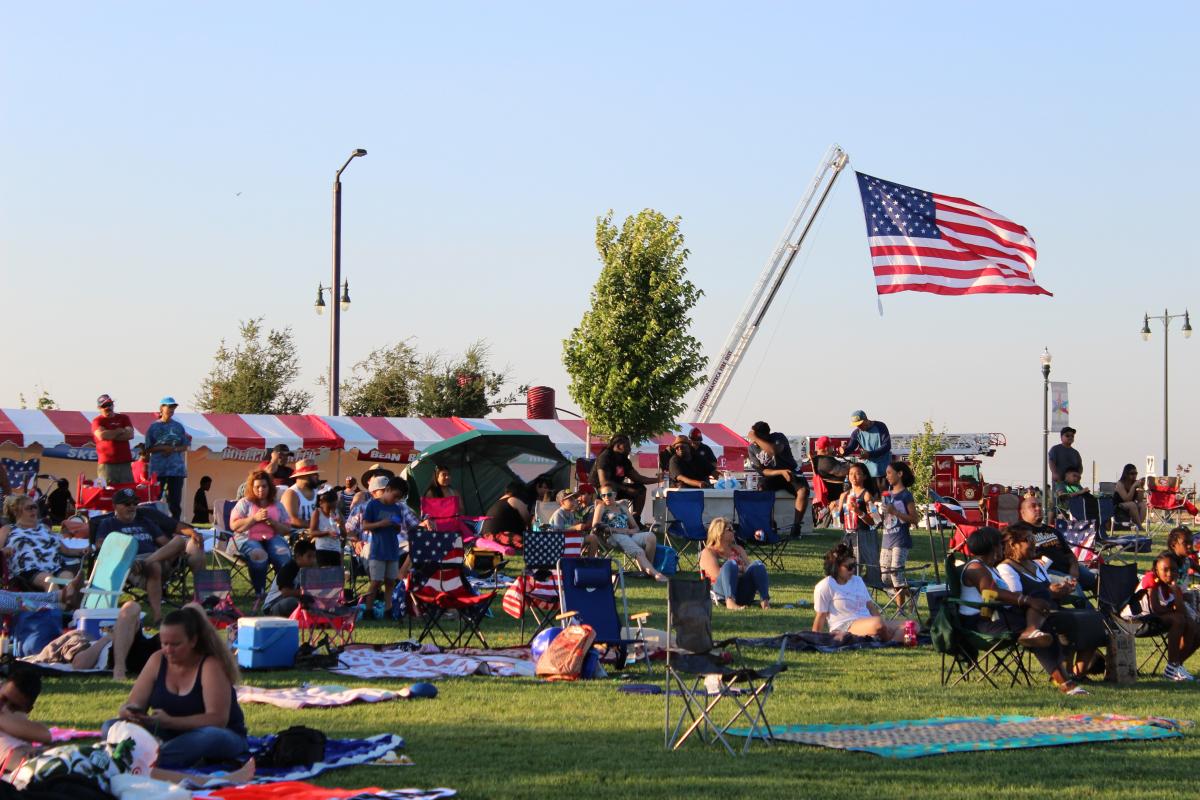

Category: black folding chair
[1096, 561, 1171, 676]
[848, 528, 930, 619]
[664, 577, 786, 755]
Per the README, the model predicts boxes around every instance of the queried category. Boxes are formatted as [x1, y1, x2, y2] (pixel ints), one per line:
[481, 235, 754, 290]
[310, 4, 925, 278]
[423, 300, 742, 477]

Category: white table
[652, 488, 813, 535]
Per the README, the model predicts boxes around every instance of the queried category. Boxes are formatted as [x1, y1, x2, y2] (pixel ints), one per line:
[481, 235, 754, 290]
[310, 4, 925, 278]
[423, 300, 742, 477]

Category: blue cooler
[74, 608, 123, 639]
[237, 617, 299, 669]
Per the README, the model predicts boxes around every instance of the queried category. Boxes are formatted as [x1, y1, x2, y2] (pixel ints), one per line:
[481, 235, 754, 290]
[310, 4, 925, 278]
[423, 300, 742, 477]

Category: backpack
[652, 545, 679, 576]
[254, 725, 327, 768]
[536, 623, 596, 681]
[928, 603, 957, 655]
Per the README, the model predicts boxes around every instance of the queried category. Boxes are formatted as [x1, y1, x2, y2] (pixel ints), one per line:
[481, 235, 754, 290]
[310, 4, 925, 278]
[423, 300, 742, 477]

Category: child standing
[880, 462, 918, 609]
[309, 486, 345, 568]
[361, 476, 416, 620]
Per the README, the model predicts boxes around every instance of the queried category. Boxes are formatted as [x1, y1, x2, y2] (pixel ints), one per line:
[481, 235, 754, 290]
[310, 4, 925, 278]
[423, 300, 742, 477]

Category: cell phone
[125, 704, 147, 715]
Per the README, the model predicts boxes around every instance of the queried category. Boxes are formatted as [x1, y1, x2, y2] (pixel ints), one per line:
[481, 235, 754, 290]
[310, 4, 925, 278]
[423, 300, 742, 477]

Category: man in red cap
[91, 394, 134, 485]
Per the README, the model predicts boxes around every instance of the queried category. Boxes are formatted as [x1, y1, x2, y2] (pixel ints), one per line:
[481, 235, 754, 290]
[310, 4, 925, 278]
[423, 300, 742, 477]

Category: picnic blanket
[195, 733, 403, 784]
[735, 631, 926, 653]
[46, 727, 101, 743]
[330, 647, 534, 680]
[730, 714, 1185, 758]
[195, 781, 456, 799]
[237, 685, 399, 709]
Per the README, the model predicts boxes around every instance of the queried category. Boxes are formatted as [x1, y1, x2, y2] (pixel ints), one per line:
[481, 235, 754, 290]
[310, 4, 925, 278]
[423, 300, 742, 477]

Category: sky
[2, 2, 1197, 485]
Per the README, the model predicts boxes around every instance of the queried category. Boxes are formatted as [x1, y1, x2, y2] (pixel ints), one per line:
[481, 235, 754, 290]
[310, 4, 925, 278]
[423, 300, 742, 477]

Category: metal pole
[1163, 309, 1169, 474]
[330, 178, 342, 416]
[1042, 367, 1050, 524]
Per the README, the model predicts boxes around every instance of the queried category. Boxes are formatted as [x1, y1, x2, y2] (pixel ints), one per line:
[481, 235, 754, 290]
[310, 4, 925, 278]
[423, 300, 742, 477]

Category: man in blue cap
[145, 396, 191, 520]
[840, 410, 892, 493]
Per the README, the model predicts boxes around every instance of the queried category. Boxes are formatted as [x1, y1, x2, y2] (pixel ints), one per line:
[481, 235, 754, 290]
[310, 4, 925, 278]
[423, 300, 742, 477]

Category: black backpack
[254, 725, 327, 768]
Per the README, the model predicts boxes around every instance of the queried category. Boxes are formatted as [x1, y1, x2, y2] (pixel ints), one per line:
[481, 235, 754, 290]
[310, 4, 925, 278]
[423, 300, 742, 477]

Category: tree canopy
[194, 318, 312, 414]
[563, 209, 707, 442]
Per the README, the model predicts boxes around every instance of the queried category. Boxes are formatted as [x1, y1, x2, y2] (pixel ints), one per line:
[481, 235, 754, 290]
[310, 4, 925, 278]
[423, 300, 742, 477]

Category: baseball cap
[850, 410, 867, 426]
[106, 720, 159, 775]
[159, 396, 178, 407]
[814, 436, 832, 451]
[688, 427, 703, 439]
[112, 488, 139, 506]
[556, 488, 578, 502]
[369, 476, 390, 492]
[96, 394, 114, 408]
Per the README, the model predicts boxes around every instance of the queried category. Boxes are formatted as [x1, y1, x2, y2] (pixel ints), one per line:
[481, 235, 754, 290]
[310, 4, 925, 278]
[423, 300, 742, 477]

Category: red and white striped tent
[0, 409, 748, 468]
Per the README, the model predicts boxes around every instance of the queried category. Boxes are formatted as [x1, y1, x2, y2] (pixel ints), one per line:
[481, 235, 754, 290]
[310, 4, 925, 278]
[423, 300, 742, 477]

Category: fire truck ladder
[690, 144, 850, 423]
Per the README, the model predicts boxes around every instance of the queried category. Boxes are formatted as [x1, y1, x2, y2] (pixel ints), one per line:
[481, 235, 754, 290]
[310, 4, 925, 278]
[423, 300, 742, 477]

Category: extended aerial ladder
[690, 144, 849, 422]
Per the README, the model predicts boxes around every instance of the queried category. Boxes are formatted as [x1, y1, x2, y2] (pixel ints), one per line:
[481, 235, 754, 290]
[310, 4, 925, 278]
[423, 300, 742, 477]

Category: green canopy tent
[405, 429, 572, 516]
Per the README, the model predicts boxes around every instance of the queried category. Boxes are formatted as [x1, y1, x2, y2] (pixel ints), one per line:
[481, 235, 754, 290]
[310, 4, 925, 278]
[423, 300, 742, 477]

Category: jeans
[1076, 564, 1097, 593]
[236, 534, 292, 595]
[158, 475, 186, 520]
[100, 719, 248, 769]
[713, 559, 770, 606]
[264, 596, 301, 617]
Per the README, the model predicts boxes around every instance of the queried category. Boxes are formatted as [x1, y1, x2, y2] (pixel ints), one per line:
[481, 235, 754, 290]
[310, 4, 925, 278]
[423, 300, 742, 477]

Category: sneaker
[1164, 663, 1193, 682]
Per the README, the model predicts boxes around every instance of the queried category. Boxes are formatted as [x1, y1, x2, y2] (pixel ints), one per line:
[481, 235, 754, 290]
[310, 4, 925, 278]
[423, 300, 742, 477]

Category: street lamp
[328, 148, 367, 415]
[1040, 347, 1052, 523]
[314, 280, 351, 315]
[1141, 309, 1191, 474]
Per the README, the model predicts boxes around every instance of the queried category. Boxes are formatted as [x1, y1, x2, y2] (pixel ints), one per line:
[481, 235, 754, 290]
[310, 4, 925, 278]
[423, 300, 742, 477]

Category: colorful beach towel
[195, 781, 456, 799]
[331, 647, 534, 680]
[195, 733, 403, 784]
[237, 685, 399, 709]
[730, 714, 1185, 758]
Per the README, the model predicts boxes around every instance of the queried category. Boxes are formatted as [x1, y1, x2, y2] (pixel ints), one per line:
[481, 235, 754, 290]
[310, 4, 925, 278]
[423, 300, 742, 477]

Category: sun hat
[369, 475, 390, 492]
[291, 459, 320, 478]
[850, 410, 867, 426]
[671, 435, 690, 448]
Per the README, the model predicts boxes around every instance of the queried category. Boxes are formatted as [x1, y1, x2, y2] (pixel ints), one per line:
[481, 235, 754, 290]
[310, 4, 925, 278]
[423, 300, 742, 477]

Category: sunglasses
[600, 492, 617, 498]
[842, 561, 858, 570]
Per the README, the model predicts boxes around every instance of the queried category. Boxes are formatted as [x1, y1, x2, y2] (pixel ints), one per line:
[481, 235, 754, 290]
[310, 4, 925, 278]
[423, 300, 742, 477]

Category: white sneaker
[1176, 663, 1196, 680]
[1164, 663, 1194, 682]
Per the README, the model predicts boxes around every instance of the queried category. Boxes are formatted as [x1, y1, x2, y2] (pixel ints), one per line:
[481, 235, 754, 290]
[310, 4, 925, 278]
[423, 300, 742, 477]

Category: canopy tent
[405, 430, 572, 516]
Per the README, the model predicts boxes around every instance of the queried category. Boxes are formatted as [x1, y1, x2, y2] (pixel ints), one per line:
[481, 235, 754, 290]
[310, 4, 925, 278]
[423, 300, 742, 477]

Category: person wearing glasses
[667, 436, 717, 489]
[592, 484, 668, 581]
[588, 435, 656, 527]
[811, 543, 906, 641]
[0, 495, 87, 592]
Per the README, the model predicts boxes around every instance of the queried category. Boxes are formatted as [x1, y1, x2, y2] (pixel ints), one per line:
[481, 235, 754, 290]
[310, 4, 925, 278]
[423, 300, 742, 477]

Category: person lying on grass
[959, 526, 1086, 695]
[0, 665, 52, 772]
[812, 543, 905, 642]
[28, 600, 162, 681]
[700, 518, 769, 609]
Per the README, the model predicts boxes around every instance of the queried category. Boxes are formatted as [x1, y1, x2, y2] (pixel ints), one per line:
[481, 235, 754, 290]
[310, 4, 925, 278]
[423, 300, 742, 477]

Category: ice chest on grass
[74, 607, 123, 639]
[237, 617, 299, 669]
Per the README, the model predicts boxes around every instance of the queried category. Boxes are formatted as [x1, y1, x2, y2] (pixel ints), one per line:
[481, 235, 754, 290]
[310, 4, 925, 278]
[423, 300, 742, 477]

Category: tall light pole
[1141, 309, 1191, 474]
[1040, 347, 1052, 523]
[327, 148, 367, 415]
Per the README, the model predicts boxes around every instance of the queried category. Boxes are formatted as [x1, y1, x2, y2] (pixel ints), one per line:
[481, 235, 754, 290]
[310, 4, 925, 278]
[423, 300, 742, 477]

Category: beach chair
[732, 491, 785, 571]
[1095, 561, 1170, 676]
[662, 491, 707, 569]
[292, 566, 357, 651]
[502, 530, 565, 642]
[1147, 476, 1196, 530]
[988, 493, 1021, 527]
[192, 568, 241, 641]
[556, 557, 645, 672]
[847, 528, 929, 619]
[664, 577, 786, 755]
[936, 552, 1032, 689]
[421, 496, 476, 541]
[79, 532, 138, 611]
[407, 530, 495, 648]
[209, 500, 251, 588]
[0, 458, 39, 496]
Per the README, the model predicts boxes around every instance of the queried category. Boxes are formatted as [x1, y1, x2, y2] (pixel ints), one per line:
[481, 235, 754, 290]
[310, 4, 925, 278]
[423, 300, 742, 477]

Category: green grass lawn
[33, 529, 1200, 799]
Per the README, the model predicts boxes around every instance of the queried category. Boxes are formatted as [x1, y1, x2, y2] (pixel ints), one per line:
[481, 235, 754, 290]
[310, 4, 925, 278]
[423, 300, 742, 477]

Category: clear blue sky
[2, 2, 1197, 484]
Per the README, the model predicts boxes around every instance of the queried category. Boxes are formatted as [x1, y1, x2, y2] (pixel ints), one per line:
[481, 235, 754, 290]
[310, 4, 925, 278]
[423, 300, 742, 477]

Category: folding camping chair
[808, 471, 839, 530]
[209, 500, 252, 588]
[78, 532, 138, 611]
[664, 577, 787, 755]
[503, 530, 565, 642]
[1147, 476, 1196, 531]
[846, 528, 930, 619]
[988, 493, 1021, 527]
[732, 491, 786, 571]
[292, 566, 358, 651]
[936, 552, 1033, 689]
[1096, 561, 1171, 676]
[192, 568, 241, 642]
[407, 529, 495, 648]
[557, 557, 646, 672]
[421, 496, 477, 541]
[661, 491, 707, 569]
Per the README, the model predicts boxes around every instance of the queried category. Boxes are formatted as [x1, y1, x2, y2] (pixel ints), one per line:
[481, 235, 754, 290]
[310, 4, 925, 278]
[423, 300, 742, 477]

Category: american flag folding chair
[662, 491, 707, 569]
[503, 530, 565, 642]
[407, 530, 495, 648]
[291, 566, 357, 651]
[0, 459, 39, 496]
[732, 491, 786, 571]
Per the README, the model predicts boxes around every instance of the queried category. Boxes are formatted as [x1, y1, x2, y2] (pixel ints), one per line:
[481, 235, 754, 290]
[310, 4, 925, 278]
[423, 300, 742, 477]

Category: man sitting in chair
[589, 435, 657, 528]
[667, 436, 718, 489]
[1018, 494, 1096, 593]
[746, 421, 809, 536]
[95, 488, 205, 624]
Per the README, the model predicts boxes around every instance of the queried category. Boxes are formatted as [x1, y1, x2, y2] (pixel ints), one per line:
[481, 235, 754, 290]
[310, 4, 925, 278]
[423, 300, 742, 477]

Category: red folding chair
[407, 529, 495, 648]
[1147, 476, 1196, 529]
[290, 566, 357, 651]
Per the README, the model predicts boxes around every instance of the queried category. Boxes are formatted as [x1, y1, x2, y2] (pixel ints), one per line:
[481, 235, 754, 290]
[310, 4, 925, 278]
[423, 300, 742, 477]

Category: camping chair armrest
[713, 636, 739, 649]
[629, 611, 650, 624]
[80, 588, 123, 598]
[946, 597, 1007, 611]
[555, 610, 578, 622]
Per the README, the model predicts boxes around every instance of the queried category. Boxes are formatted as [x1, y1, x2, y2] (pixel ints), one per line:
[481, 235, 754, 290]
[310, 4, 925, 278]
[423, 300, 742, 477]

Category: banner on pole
[1051, 382, 1069, 430]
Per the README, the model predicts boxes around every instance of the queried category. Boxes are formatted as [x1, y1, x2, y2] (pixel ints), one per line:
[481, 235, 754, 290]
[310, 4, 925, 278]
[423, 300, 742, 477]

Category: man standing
[840, 410, 892, 493]
[145, 396, 191, 520]
[588, 435, 657, 526]
[1048, 427, 1082, 494]
[91, 394, 134, 485]
[258, 444, 295, 487]
[746, 421, 809, 535]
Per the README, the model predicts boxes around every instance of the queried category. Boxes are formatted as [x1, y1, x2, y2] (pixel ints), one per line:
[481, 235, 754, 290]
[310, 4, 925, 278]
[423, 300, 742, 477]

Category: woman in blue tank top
[113, 606, 248, 768]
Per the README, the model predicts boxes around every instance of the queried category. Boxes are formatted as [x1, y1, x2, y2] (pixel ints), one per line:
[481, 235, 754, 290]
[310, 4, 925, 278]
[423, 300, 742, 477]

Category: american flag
[855, 172, 1051, 297]
[409, 530, 472, 600]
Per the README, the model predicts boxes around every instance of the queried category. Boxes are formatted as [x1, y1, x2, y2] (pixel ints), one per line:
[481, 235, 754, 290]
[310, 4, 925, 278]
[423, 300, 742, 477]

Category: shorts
[128, 554, 181, 589]
[98, 462, 135, 485]
[0, 731, 30, 770]
[607, 531, 654, 558]
[879, 546, 909, 588]
[369, 559, 400, 581]
[105, 629, 160, 675]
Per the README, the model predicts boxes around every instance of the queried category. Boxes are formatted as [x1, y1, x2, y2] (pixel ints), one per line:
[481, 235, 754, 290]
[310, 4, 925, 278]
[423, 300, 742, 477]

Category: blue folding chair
[663, 491, 707, 568]
[732, 491, 786, 571]
[556, 557, 646, 673]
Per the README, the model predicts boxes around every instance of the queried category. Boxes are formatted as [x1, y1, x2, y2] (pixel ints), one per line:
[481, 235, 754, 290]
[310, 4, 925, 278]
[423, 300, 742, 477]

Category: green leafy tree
[18, 388, 56, 410]
[194, 318, 312, 414]
[908, 419, 948, 507]
[339, 340, 519, 418]
[563, 209, 707, 442]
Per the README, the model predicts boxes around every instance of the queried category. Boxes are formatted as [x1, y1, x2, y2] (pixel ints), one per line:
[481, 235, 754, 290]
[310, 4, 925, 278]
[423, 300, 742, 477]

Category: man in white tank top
[281, 459, 321, 528]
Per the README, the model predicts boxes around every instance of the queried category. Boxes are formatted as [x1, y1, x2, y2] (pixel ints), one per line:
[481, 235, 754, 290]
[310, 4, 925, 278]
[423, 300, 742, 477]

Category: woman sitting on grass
[700, 518, 769, 609]
[812, 543, 906, 641]
[960, 527, 1085, 695]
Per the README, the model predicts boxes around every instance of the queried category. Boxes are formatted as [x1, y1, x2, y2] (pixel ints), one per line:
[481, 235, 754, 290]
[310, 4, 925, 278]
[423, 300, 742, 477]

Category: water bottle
[903, 620, 918, 647]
